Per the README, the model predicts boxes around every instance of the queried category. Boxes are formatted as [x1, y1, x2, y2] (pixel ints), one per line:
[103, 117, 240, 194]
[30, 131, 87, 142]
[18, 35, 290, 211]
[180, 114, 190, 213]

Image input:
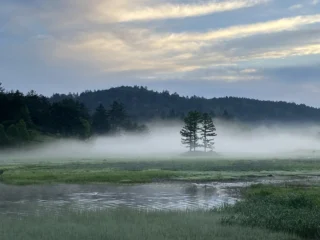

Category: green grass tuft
[221, 185, 320, 239]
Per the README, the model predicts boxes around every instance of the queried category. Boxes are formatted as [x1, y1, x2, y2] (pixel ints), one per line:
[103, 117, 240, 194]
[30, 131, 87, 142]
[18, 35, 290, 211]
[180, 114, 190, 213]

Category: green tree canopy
[200, 113, 217, 152]
[16, 119, 30, 142]
[92, 104, 110, 135]
[0, 124, 9, 146]
[7, 124, 19, 144]
[50, 99, 90, 137]
[79, 118, 91, 139]
[180, 111, 202, 152]
[108, 101, 127, 133]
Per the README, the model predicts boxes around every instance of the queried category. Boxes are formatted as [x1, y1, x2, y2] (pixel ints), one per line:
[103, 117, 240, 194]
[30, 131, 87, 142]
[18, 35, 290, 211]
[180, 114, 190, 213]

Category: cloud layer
[94, 0, 270, 22]
[51, 13, 320, 79]
[1, 0, 320, 105]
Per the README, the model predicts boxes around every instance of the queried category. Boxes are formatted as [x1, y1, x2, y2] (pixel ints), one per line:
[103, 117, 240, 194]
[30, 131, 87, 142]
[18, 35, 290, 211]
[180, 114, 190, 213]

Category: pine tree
[108, 101, 127, 133]
[0, 82, 4, 93]
[92, 104, 110, 134]
[180, 121, 193, 152]
[180, 111, 202, 151]
[200, 113, 217, 152]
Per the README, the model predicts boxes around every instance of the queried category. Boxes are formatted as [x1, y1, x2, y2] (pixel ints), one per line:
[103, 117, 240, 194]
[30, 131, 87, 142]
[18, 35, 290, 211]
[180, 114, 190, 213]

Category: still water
[0, 182, 239, 215]
[0, 177, 317, 215]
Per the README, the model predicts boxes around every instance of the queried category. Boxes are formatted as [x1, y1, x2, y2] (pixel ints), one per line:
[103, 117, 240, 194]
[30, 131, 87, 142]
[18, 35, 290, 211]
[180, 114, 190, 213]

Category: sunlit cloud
[3, 0, 268, 29]
[202, 75, 264, 82]
[249, 44, 320, 59]
[2, 0, 320, 102]
[93, 0, 270, 22]
[51, 14, 320, 78]
[155, 14, 320, 44]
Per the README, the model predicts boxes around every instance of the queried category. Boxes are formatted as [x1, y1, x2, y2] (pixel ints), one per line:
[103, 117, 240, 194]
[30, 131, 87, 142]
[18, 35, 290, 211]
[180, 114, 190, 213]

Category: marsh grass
[1, 158, 320, 185]
[221, 185, 320, 239]
[25, 158, 320, 172]
[1, 168, 182, 185]
[0, 208, 301, 240]
[1, 158, 319, 239]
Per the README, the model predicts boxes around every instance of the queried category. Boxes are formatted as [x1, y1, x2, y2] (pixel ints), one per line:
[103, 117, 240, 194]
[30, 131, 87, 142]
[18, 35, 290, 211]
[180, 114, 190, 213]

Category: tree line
[180, 111, 217, 152]
[0, 83, 147, 148]
[50, 86, 320, 123]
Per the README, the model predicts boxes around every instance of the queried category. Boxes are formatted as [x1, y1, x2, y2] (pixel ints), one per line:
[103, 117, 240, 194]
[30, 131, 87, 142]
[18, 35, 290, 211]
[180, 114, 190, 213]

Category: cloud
[155, 14, 320, 44]
[202, 75, 263, 82]
[2, 0, 320, 91]
[303, 83, 320, 93]
[311, 0, 319, 5]
[1, 0, 271, 33]
[249, 44, 320, 60]
[50, 14, 320, 78]
[240, 68, 257, 73]
[93, 0, 270, 23]
[261, 64, 320, 82]
[289, 4, 303, 11]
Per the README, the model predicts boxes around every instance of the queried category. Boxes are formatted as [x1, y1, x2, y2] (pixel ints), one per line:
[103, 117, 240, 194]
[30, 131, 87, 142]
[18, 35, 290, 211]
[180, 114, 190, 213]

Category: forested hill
[1, 84, 320, 148]
[51, 86, 320, 122]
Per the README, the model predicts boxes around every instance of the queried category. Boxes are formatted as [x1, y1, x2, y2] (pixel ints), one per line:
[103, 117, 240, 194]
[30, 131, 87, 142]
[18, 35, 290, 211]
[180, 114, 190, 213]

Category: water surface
[1, 177, 318, 215]
[0, 182, 237, 215]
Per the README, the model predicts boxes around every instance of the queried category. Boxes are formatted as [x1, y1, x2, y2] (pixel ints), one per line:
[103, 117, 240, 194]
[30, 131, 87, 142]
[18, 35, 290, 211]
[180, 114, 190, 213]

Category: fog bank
[2, 120, 320, 163]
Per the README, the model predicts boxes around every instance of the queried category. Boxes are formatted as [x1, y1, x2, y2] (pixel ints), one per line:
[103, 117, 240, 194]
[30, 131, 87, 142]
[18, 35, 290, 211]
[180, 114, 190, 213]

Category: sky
[1, 0, 320, 106]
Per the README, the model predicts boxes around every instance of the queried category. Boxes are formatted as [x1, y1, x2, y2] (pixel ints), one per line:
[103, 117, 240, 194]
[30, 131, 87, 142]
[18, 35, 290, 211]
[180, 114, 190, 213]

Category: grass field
[0, 208, 302, 240]
[1, 158, 320, 185]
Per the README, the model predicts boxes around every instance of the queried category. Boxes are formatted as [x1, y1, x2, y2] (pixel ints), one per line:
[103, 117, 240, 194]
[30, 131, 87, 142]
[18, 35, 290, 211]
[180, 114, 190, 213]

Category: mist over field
[1, 120, 320, 163]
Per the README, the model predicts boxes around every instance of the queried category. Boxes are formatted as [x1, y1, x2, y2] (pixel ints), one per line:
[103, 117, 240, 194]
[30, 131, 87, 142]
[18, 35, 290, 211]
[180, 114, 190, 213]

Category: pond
[0, 177, 318, 215]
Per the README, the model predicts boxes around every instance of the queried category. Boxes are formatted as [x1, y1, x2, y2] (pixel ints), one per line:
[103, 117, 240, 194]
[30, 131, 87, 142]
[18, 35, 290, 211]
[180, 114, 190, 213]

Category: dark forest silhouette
[1, 83, 320, 148]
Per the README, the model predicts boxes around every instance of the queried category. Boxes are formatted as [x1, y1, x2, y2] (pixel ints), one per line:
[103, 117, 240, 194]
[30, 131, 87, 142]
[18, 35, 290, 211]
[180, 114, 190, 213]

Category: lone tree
[180, 111, 202, 151]
[200, 113, 217, 152]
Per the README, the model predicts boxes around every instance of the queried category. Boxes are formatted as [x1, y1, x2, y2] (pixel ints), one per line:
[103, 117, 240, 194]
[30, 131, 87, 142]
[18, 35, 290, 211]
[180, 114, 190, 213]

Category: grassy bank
[221, 184, 320, 239]
[1, 158, 320, 185]
[0, 209, 301, 240]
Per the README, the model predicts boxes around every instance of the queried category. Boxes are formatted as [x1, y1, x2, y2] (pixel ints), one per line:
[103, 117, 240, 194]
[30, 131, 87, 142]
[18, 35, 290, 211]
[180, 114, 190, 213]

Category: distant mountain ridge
[50, 86, 320, 122]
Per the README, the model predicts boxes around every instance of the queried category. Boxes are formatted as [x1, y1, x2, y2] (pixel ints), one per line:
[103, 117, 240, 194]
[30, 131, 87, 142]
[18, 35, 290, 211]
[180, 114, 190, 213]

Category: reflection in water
[0, 183, 237, 215]
[1, 177, 318, 215]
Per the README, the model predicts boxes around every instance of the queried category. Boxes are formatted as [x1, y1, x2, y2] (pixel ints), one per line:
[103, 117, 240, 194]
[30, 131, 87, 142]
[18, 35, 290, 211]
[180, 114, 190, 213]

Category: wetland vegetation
[0, 208, 302, 240]
[222, 184, 320, 239]
[1, 157, 320, 239]
[1, 158, 320, 185]
[1, 179, 319, 240]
